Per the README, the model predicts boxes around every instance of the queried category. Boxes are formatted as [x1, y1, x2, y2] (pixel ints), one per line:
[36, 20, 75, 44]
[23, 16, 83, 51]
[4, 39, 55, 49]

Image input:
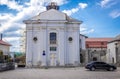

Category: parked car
[0, 62, 15, 71]
[85, 61, 117, 71]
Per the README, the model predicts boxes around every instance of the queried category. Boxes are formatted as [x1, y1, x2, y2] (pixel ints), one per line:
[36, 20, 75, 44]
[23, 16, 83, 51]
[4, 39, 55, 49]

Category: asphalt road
[0, 67, 120, 79]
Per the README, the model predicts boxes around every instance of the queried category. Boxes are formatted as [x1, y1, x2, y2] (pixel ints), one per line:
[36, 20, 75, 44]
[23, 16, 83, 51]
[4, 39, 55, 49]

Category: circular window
[33, 37, 37, 41]
[68, 37, 73, 41]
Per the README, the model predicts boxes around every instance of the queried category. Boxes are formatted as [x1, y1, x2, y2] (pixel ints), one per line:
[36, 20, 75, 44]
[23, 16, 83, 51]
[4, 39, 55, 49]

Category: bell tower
[46, 2, 59, 10]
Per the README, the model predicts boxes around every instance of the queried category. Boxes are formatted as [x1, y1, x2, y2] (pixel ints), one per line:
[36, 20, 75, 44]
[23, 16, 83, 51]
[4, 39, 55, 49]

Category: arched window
[50, 32, 57, 44]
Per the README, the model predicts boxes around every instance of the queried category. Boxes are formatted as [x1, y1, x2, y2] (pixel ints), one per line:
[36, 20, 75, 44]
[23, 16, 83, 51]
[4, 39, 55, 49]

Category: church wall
[58, 29, 66, 66]
[32, 30, 41, 66]
[66, 24, 80, 66]
[26, 30, 33, 67]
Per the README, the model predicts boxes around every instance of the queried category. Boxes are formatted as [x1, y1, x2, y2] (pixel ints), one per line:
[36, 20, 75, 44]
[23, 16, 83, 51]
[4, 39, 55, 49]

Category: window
[68, 37, 73, 41]
[50, 47, 57, 51]
[50, 32, 57, 44]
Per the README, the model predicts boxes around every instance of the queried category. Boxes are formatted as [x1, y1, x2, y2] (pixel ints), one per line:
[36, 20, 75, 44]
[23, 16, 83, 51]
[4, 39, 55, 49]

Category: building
[106, 34, 120, 66]
[85, 38, 112, 63]
[79, 34, 88, 64]
[80, 34, 88, 50]
[0, 40, 11, 55]
[24, 2, 82, 67]
[0, 39, 11, 62]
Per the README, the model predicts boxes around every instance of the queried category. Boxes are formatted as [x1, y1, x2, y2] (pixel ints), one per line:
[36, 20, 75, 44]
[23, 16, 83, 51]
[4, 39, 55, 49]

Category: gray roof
[108, 34, 120, 43]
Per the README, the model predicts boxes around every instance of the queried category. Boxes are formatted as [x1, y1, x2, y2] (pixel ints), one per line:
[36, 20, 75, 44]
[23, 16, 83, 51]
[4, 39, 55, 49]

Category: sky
[0, 0, 120, 52]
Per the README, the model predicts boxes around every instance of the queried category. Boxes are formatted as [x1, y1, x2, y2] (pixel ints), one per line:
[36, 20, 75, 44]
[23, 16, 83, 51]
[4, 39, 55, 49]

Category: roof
[108, 34, 120, 43]
[86, 38, 113, 48]
[0, 40, 11, 46]
[24, 9, 82, 24]
[86, 38, 113, 42]
[80, 34, 88, 38]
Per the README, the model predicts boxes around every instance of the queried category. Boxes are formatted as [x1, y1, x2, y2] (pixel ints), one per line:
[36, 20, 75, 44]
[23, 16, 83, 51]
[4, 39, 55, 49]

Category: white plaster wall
[58, 31, 66, 66]
[66, 24, 80, 65]
[40, 9, 66, 20]
[0, 45, 10, 55]
[26, 30, 33, 66]
[80, 35, 86, 50]
[107, 42, 116, 64]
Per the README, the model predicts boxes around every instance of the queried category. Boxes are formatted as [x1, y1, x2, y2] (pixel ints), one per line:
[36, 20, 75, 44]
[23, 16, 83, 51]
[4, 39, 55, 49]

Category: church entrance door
[50, 53, 57, 66]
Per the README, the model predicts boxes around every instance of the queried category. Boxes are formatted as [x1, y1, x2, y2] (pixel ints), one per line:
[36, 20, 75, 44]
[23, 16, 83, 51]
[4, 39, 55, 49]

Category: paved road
[0, 67, 120, 79]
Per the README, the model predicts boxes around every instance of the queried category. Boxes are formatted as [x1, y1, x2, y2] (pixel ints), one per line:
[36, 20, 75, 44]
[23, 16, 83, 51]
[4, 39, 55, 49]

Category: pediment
[30, 9, 66, 21]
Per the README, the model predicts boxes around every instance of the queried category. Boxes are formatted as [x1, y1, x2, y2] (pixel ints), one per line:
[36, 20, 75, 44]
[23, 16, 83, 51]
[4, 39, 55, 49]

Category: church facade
[24, 3, 82, 67]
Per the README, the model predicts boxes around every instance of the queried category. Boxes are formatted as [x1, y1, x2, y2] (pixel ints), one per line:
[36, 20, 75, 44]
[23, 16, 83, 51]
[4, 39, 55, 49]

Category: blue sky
[0, 0, 120, 52]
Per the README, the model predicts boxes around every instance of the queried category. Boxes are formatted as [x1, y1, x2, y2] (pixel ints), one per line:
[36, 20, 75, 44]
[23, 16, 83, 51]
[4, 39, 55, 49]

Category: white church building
[24, 2, 82, 67]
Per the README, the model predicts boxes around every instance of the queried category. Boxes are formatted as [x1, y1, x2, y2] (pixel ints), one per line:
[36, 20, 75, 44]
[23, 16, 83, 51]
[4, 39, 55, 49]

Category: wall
[0, 45, 10, 55]
[106, 42, 116, 64]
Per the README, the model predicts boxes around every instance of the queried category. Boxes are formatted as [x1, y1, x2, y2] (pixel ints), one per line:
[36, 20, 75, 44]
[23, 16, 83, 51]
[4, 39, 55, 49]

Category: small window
[68, 37, 73, 41]
[33, 37, 37, 41]
[50, 47, 57, 51]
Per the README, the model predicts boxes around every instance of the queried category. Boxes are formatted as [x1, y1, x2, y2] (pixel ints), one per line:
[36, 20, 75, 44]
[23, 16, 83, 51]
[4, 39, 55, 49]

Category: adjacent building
[85, 38, 113, 63]
[0, 39, 11, 62]
[106, 34, 120, 66]
[24, 2, 82, 67]
[79, 34, 88, 64]
[0, 40, 11, 55]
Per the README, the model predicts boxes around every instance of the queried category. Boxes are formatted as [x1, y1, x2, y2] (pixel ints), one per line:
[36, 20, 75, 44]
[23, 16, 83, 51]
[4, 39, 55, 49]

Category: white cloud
[99, 0, 119, 8]
[63, 8, 79, 16]
[63, 3, 88, 16]
[109, 10, 120, 18]
[79, 3, 88, 9]
[3, 37, 19, 42]
[0, 13, 13, 21]
[100, 0, 110, 7]
[80, 24, 95, 34]
[0, 0, 23, 11]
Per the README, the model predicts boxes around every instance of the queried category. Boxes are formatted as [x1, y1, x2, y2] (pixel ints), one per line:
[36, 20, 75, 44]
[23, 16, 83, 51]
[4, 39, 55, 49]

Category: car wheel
[109, 67, 114, 71]
[90, 67, 95, 71]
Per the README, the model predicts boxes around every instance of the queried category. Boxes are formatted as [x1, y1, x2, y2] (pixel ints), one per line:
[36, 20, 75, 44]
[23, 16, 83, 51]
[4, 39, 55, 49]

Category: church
[24, 2, 82, 67]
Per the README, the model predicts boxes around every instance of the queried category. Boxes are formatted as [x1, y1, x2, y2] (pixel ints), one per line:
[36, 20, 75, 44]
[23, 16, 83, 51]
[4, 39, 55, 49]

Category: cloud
[0, 0, 23, 11]
[100, 0, 111, 7]
[63, 8, 79, 16]
[80, 24, 95, 34]
[99, 0, 119, 8]
[0, 0, 67, 52]
[79, 3, 88, 9]
[109, 10, 120, 18]
[63, 3, 88, 15]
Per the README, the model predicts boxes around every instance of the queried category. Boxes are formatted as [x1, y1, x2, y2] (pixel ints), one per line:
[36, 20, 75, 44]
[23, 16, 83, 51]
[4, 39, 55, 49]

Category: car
[0, 62, 15, 72]
[85, 61, 117, 71]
